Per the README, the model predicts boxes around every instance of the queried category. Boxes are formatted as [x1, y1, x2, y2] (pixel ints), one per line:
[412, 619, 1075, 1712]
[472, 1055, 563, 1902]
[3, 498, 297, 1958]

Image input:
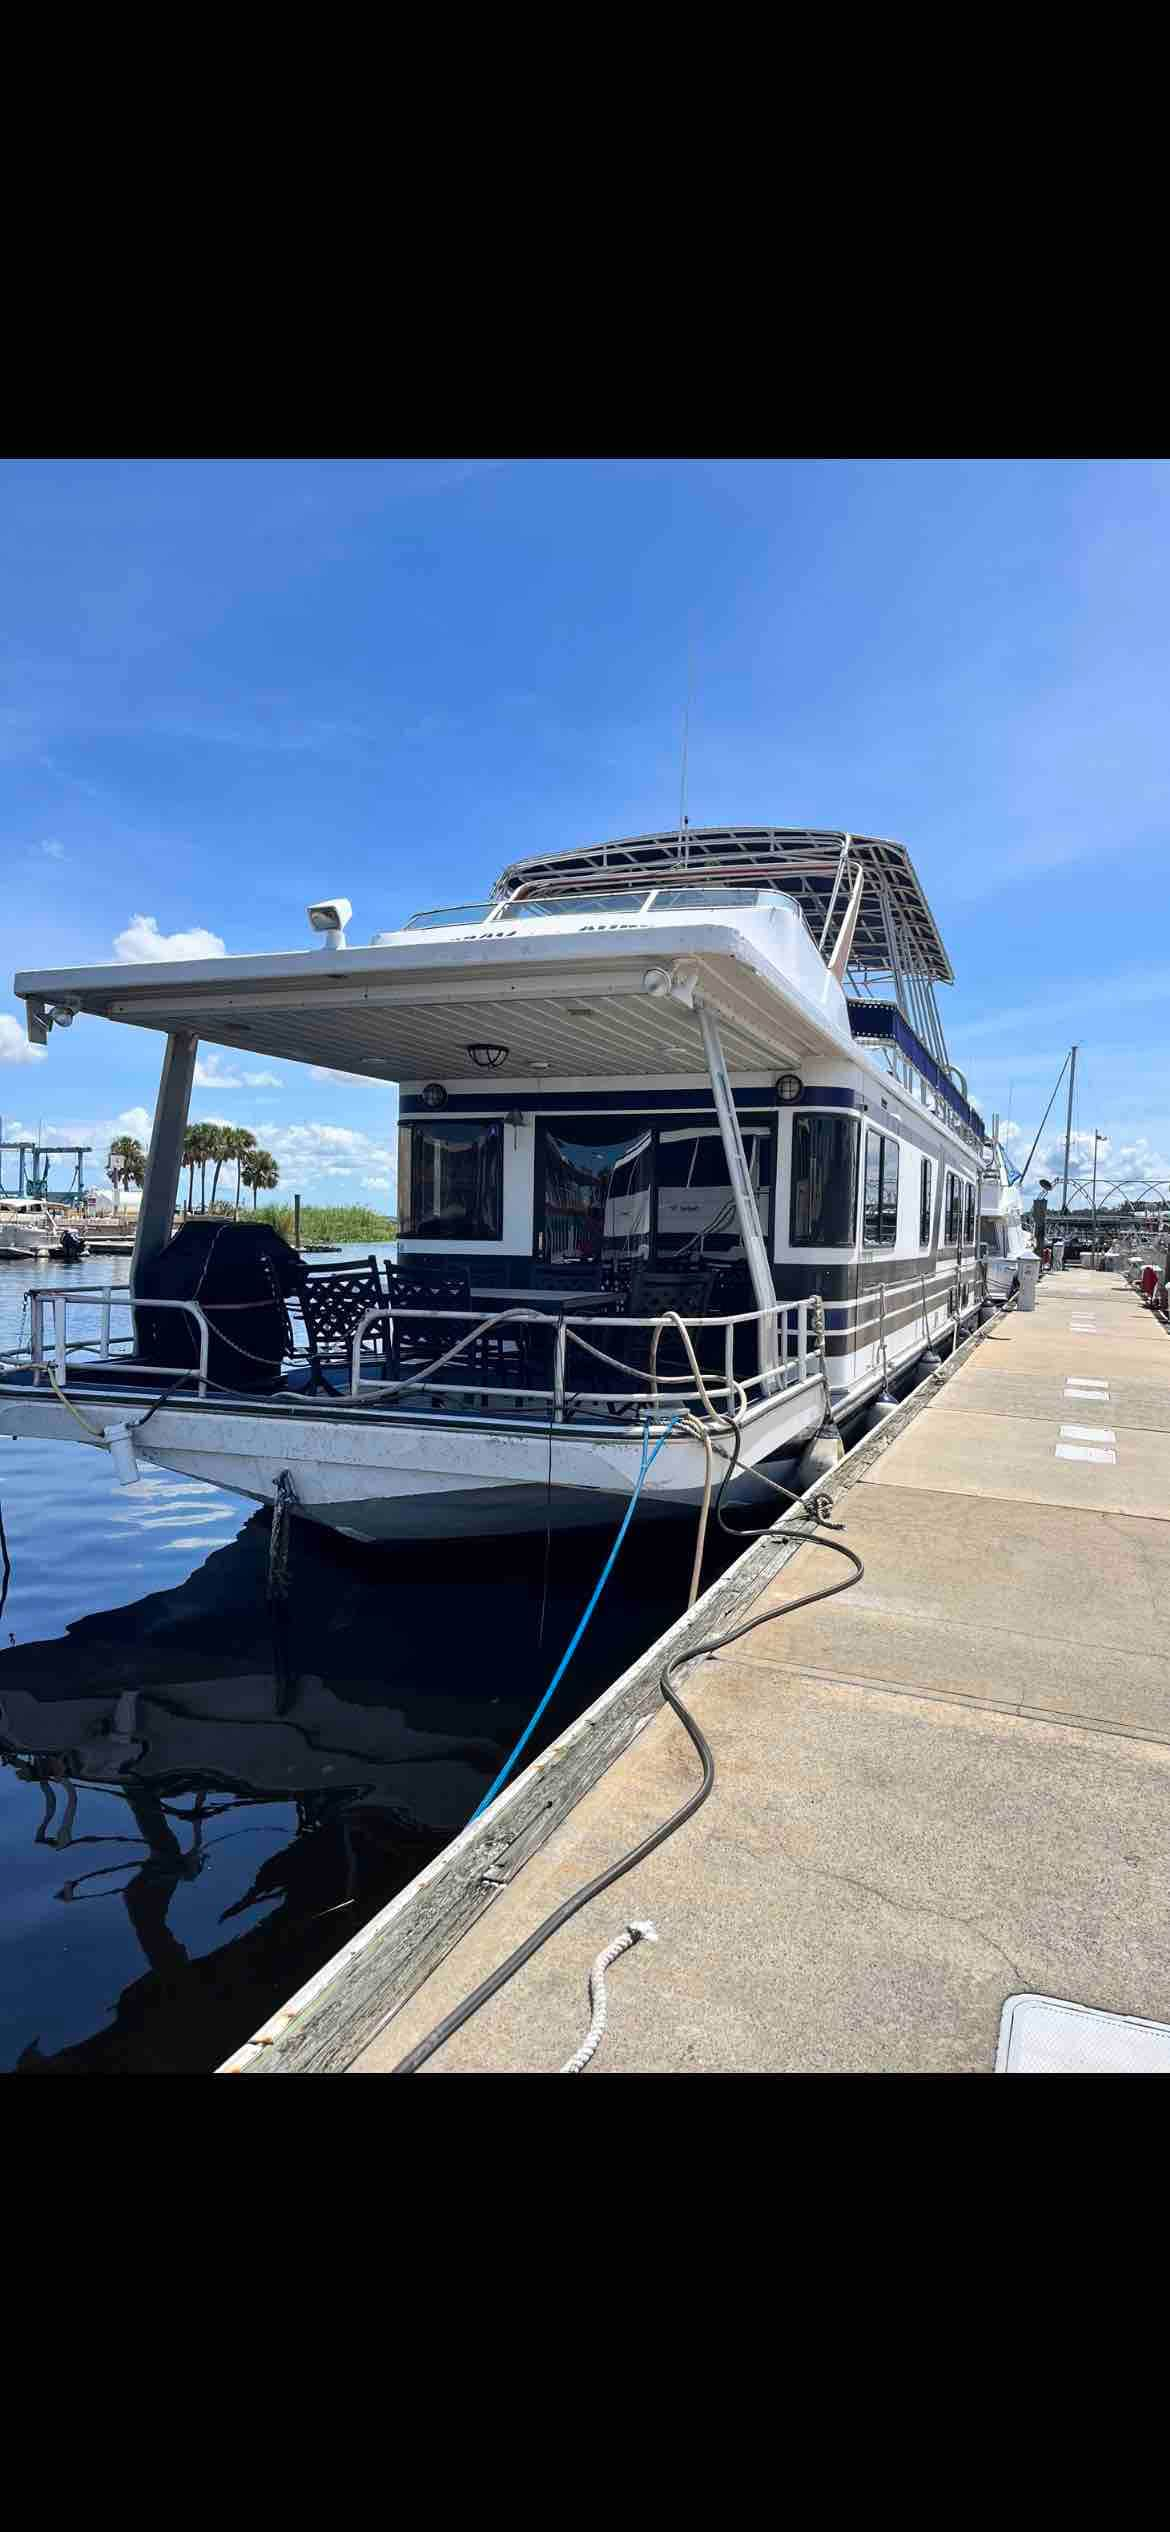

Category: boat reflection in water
[0, 1504, 703, 2073]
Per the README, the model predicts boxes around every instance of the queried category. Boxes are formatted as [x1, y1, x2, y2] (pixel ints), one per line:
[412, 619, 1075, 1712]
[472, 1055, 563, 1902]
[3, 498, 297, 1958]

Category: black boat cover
[132, 1222, 303, 1392]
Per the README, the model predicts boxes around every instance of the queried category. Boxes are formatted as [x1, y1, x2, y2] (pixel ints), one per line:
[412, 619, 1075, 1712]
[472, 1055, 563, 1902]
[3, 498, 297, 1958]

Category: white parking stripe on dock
[1059, 1425, 1116, 1443]
[1055, 1442, 1117, 1463]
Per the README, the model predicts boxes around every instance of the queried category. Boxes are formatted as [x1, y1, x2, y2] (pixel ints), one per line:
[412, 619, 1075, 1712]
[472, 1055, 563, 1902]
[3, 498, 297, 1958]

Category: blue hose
[469, 1416, 683, 1823]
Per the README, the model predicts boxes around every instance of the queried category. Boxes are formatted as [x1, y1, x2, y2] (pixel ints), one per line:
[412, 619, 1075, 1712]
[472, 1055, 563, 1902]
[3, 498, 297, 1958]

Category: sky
[2, 455, 1169, 1213]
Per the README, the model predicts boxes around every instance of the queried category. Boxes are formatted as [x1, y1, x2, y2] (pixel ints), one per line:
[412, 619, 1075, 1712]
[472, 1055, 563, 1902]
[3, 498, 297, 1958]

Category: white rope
[559, 1921, 658, 2073]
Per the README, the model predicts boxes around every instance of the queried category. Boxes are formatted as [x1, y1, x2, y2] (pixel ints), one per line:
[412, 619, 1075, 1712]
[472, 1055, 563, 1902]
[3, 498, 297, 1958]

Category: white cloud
[0, 1013, 47, 1065]
[364, 1174, 394, 1193]
[194, 1052, 283, 1090]
[39, 837, 67, 861]
[257, 1120, 396, 1189]
[309, 1065, 390, 1088]
[116, 1106, 153, 1139]
[114, 912, 227, 963]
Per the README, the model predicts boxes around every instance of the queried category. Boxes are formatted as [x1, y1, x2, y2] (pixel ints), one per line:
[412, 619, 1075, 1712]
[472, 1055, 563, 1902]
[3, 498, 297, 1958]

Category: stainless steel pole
[1060, 1044, 1078, 1221]
[696, 1001, 779, 1385]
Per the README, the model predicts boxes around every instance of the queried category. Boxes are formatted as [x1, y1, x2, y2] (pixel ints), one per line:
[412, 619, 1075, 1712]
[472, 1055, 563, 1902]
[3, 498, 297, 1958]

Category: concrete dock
[355, 1269, 1170, 2073]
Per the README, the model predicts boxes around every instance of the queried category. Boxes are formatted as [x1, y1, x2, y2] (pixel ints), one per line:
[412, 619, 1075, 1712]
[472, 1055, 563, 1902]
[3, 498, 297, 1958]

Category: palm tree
[181, 1124, 200, 1212]
[184, 1122, 218, 1212]
[106, 1134, 146, 1206]
[241, 1148, 280, 1209]
[207, 1124, 235, 1210]
[229, 1127, 257, 1216]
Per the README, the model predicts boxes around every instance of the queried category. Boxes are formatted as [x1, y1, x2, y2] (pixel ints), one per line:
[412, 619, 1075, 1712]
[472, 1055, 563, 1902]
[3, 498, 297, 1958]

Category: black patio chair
[295, 1255, 390, 1394]
[589, 1263, 718, 1414]
[386, 1263, 473, 1382]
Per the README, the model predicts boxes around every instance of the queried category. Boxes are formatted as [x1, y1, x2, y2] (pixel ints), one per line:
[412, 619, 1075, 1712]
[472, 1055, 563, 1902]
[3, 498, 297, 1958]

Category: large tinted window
[657, 1122, 773, 1262]
[944, 1171, 961, 1244]
[398, 1119, 503, 1241]
[919, 1157, 933, 1246]
[963, 1181, 976, 1243]
[880, 1137, 900, 1243]
[863, 1131, 900, 1247]
[791, 1115, 859, 1247]
[538, 1118, 652, 1266]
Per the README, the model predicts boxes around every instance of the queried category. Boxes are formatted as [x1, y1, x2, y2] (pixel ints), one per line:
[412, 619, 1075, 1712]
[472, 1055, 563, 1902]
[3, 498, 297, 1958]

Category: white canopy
[16, 904, 850, 1085]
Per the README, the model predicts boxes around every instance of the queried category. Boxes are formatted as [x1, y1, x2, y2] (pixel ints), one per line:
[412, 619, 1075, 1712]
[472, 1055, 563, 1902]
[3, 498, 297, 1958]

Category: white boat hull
[0, 1375, 828, 1545]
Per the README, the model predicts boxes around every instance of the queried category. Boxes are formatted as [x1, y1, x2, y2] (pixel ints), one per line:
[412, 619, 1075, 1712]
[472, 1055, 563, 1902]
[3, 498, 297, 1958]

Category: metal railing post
[553, 1318, 567, 1420]
[724, 1316, 735, 1409]
[797, 1299, 808, 1383]
[54, 1296, 68, 1378]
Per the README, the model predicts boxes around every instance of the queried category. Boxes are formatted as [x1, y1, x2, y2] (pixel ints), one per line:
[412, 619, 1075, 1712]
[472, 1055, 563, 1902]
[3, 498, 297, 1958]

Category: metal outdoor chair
[386, 1263, 473, 1382]
[593, 1263, 718, 1415]
[295, 1255, 390, 1394]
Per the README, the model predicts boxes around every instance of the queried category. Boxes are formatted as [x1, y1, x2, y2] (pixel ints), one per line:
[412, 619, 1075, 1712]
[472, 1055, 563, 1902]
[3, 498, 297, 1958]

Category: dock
[224, 1268, 1170, 2074]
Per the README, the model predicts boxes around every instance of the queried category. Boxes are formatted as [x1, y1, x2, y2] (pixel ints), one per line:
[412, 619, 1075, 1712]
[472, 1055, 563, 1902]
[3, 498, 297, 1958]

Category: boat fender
[103, 1423, 142, 1486]
[795, 1414, 844, 1490]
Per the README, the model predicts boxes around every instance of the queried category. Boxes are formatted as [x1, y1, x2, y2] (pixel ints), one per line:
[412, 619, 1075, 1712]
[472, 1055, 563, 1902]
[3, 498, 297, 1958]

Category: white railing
[13, 1286, 211, 1394]
[2, 1286, 826, 1428]
[345, 1298, 822, 1421]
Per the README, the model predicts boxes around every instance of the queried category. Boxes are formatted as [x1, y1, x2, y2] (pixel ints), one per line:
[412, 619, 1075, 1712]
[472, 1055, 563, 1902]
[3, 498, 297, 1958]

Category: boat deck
[347, 1269, 1170, 2073]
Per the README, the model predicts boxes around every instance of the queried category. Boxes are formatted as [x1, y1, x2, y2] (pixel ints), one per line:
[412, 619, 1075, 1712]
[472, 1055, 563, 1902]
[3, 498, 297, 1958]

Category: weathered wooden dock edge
[220, 1309, 1007, 2073]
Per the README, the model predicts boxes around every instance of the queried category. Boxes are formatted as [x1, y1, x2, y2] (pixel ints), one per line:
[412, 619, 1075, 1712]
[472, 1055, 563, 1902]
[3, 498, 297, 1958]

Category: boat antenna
[677, 635, 694, 855]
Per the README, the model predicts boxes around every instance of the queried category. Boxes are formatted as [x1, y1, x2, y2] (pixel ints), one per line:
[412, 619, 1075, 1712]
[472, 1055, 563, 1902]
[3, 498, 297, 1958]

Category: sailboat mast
[1061, 1044, 1078, 1217]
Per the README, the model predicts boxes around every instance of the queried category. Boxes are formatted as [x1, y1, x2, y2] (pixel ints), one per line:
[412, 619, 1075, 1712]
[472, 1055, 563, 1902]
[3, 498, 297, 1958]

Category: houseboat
[0, 827, 990, 1543]
[978, 1127, 1034, 1300]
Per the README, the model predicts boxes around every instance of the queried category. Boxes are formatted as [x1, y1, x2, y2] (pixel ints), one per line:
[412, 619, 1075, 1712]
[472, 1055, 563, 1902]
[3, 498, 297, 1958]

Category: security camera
[307, 898, 353, 950]
[48, 998, 79, 1029]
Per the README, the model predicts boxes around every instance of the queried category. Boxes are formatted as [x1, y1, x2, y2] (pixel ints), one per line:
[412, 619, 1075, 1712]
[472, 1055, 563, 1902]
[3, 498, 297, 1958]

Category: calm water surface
[0, 1250, 736, 2073]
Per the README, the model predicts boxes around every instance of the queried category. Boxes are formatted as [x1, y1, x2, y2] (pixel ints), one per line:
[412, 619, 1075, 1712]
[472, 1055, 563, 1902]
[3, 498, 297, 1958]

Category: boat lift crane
[0, 1137, 91, 1201]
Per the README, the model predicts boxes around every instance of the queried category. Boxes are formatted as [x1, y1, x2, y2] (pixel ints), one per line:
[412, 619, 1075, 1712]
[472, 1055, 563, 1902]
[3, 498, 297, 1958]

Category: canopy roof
[493, 826, 955, 986]
[15, 910, 845, 1085]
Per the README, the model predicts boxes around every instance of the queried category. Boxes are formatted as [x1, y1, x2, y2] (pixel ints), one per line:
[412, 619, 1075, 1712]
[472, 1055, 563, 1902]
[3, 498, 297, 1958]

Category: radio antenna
[677, 635, 694, 855]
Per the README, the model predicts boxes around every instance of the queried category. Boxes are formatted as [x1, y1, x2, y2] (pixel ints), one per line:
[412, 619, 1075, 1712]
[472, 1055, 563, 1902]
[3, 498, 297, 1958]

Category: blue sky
[2, 456, 1168, 1210]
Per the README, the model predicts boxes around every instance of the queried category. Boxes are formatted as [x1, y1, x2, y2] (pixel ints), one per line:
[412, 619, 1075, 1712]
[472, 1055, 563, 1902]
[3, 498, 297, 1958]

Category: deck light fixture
[467, 1043, 509, 1069]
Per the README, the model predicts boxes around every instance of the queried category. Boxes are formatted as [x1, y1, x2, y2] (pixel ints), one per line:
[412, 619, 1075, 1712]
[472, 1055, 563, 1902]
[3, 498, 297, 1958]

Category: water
[0, 1251, 737, 2073]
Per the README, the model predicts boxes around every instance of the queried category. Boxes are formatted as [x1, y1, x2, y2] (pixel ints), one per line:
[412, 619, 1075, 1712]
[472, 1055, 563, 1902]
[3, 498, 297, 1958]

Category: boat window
[502, 891, 652, 921]
[944, 1171, 961, 1244]
[963, 1181, 976, 1243]
[397, 1119, 504, 1242]
[536, 1118, 653, 1267]
[401, 903, 493, 930]
[790, 1114, 859, 1247]
[650, 886, 764, 910]
[919, 1156, 933, 1247]
[656, 1121, 773, 1263]
[864, 1131, 900, 1247]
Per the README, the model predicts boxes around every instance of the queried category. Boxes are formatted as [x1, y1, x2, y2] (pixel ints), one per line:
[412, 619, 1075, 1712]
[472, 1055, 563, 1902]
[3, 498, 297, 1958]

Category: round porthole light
[776, 1072, 804, 1103]
[421, 1082, 448, 1109]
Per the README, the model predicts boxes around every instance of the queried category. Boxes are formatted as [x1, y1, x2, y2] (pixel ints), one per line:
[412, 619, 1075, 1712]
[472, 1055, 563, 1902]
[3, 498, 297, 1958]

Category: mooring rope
[559, 1921, 658, 2073]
